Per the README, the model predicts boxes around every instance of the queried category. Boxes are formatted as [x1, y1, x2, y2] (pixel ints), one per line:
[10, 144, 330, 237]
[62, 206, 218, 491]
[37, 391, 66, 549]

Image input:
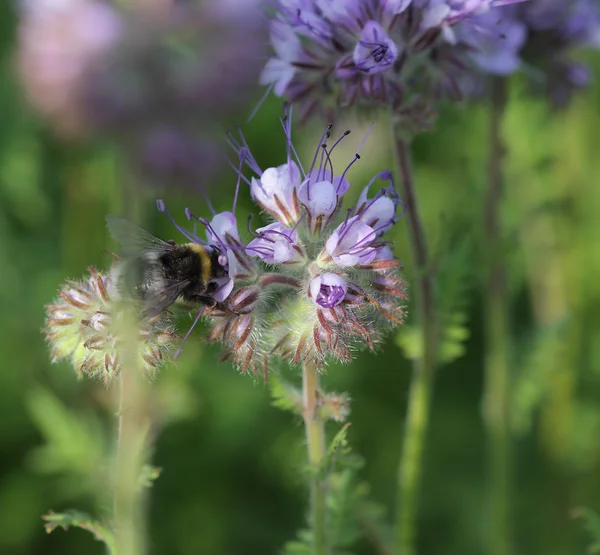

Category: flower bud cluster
[159, 116, 407, 373]
[45, 267, 177, 383]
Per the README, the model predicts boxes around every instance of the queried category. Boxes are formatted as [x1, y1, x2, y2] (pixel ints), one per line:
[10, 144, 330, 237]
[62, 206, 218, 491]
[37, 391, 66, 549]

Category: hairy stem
[482, 78, 512, 555]
[303, 361, 328, 555]
[392, 133, 438, 555]
[113, 311, 149, 555]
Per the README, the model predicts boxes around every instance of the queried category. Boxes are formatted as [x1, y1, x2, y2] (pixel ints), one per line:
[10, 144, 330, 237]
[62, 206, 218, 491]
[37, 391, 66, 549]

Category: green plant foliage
[284, 424, 392, 555]
[42, 510, 116, 553]
[25, 388, 108, 498]
[511, 319, 571, 436]
[573, 507, 600, 554]
[270, 374, 303, 416]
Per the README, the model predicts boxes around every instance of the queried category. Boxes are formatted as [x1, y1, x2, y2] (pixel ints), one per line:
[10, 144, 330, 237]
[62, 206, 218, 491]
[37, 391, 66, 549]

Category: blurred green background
[2, 1, 600, 554]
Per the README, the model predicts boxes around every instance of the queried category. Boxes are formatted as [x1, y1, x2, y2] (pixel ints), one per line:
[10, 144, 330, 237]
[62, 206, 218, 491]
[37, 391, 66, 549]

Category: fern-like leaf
[270, 374, 303, 415]
[42, 510, 116, 553]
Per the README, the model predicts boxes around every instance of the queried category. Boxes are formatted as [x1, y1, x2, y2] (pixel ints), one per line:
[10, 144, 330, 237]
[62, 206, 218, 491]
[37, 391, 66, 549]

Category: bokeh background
[1, 1, 600, 554]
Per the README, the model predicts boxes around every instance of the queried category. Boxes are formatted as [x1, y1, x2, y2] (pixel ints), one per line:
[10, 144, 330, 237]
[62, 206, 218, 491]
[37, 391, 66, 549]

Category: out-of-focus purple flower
[17, 0, 268, 188]
[17, 0, 123, 137]
[521, 0, 600, 106]
[467, 0, 600, 106]
[261, 0, 526, 121]
[137, 127, 221, 188]
[353, 21, 399, 73]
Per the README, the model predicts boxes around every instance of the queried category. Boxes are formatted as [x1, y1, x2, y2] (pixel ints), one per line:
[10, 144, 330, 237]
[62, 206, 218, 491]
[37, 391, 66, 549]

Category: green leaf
[281, 529, 312, 555]
[25, 388, 108, 496]
[316, 423, 353, 481]
[42, 510, 116, 553]
[269, 374, 303, 415]
[395, 317, 470, 365]
[394, 325, 422, 360]
[572, 507, 600, 554]
[438, 312, 471, 364]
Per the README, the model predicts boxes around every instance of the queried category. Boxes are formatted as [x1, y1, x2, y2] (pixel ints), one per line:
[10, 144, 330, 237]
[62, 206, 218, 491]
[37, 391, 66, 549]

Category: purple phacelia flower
[155, 112, 407, 372]
[18, 0, 267, 188]
[467, 0, 600, 106]
[261, 0, 527, 122]
[309, 273, 348, 308]
[247, 223, 305, 264]
[324, 217, 379, 266]
[16, 0, 123, 138]
[250, 162, 303, 226]
[353, 20, 399, 73]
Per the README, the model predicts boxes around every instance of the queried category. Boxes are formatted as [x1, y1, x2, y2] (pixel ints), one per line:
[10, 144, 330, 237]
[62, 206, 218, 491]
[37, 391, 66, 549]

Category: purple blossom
[250, 162, 302, 226]
[309, 273, 348, 308]
[247, 223, 304, 264]
[353, 21, 399, 73]
[261, 0, 526, 121]
[354, 171, 402, 235]
[325, 216, 378, 266]
[18, 0, 266, 190]
[467, 0, 600, 105]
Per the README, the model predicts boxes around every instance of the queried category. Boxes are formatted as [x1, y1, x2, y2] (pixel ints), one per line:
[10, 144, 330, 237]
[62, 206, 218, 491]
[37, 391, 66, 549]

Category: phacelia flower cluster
[158, 115, 407, 374]
[261, 0, 527, 123]
[472, 0, 600, 106]
[45, 267, 177, 383]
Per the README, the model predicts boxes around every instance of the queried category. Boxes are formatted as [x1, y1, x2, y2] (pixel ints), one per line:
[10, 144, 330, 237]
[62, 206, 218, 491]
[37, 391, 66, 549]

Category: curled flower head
[44, 267, 177, 383]
[261, 0, 526, 122]
[160, 113, 407, 373]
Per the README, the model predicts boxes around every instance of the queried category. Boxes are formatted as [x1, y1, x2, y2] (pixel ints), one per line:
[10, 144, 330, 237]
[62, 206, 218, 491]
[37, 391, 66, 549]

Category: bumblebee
[106, 215, 228, 317]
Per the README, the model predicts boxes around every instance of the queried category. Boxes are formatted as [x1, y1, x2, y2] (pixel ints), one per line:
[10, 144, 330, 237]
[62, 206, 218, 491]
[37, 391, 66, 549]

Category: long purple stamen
[321, 143, 334, 183]
[307, 125, 333, 200]
[232, 149, 246, 215]
[280, 105, 306, 179]
[338, 154, 360, 192]
[247, 214, 258, 238]
[316, 134, 330, 182]
[328, 130, 351, 157]
[187, 212, 229, 252]
[157, 200, 197, 243]
[261, 229, 296, 244]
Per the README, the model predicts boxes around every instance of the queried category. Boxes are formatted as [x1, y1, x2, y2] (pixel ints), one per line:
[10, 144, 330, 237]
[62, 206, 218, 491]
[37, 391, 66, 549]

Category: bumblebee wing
[142, 279, 191, 318]
[106, 215, 170, 256]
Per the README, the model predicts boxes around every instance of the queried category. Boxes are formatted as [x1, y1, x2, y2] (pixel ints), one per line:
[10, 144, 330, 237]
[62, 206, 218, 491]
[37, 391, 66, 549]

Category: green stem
[482, 78, 512, 555]
[392, 133, 438, 555]
[303, 361, 328, 555]
[114, 362, 148, 555]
